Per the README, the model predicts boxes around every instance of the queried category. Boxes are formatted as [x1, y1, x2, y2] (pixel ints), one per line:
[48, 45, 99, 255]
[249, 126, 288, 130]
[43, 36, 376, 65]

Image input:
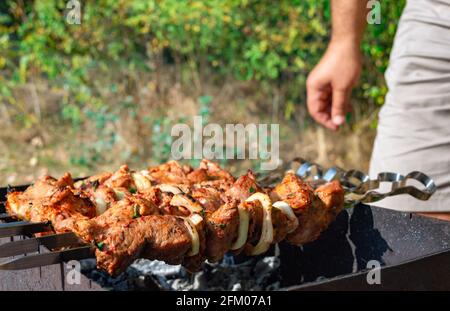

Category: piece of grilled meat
[270, 172, 344, 245]
[6, 173, 96, 224]
[96, 215, 192, 275]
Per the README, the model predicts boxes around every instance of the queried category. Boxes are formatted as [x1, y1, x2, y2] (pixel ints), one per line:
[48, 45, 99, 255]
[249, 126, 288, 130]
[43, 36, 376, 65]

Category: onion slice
[157, 184, 183, 195]
[94, 197, 108, 215]
[183, 215, 201, 256]
[246, 193, 273, 256]
[230, 205, 250, 250]
[170, 194, 203, 213]
[189, 213, 203, 226]
[113, 189, 125, 200]
[139, 170, 152, 180]
[272, 201, 298, 233]
[132, 172, 152, 191]
[74, 180, 84, 189]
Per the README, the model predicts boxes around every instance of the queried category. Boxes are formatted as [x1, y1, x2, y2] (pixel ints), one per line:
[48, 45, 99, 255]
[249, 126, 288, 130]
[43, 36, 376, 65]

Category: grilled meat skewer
[5, 160, 344, 276]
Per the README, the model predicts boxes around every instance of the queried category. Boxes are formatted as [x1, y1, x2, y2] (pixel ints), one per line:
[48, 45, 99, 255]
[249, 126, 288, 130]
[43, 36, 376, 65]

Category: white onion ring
[158, 184, 183, 195]
[95, 197, 108, 215]
[113, 189, 125, 200]
[139, 170, 152, 180]
[132, 172, 152, 191]
[272, 201, 299, 233]
[245, 193, 273, 256]
[230, 205, 250, 250]
[189, 213, 203, 226]
[183, 216, 200, 256]
[170, 194, 203, 213]
[74, 180, 84, 189]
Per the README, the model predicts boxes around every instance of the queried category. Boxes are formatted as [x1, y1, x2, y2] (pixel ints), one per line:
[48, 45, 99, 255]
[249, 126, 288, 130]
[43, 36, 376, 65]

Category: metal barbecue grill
[1, 160, 449, 291]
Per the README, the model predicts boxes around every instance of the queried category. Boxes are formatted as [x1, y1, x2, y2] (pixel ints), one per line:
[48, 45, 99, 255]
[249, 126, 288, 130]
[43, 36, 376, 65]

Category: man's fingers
[307, 99, 338, 131]
[331, 89, 350, 127]
[322, 118, 339, 131]
[307, 87, 332, 129]
[307, 74, 339, 130]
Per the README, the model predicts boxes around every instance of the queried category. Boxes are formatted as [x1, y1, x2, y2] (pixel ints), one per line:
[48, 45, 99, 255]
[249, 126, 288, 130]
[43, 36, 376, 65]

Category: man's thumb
[331, 89, 348, 126]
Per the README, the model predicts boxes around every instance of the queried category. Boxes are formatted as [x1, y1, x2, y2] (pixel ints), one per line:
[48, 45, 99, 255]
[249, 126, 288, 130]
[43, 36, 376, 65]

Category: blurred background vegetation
[0, 0, 405, 184]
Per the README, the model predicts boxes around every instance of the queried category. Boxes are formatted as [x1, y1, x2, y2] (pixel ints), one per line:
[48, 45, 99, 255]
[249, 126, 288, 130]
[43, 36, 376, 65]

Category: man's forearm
[331, 0, 369, 47]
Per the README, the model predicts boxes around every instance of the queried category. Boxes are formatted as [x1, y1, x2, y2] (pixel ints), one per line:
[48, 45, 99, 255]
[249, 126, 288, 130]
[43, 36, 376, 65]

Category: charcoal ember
[81, 251, 282, 290]
[147, 254, 282, 291]
[87, 269, 111, 288]
[83, 263, 142, 291]
[254, 256, 281, 285]
[131, 259, 185, 277]
[80, 258, 96, 272]
[155, 275, 175, 290]
[113, 279, 130, 291]
[128, 275, 161, 291]
[192, 271, 207, 290]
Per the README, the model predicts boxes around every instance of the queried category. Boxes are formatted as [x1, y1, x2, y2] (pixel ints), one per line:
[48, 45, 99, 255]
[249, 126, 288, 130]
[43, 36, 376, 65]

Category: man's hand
[306, 40, 362, 131]
[307, 0, 368, 130]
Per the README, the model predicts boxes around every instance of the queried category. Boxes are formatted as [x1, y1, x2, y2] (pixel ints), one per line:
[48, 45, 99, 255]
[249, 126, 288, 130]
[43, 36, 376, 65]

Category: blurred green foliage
[0, 0, 405, 165]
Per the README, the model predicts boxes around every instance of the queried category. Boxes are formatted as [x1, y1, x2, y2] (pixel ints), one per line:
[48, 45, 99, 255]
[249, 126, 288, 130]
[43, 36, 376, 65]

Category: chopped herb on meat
[96, 241, 105, 250]
[132, 205, 140, 219]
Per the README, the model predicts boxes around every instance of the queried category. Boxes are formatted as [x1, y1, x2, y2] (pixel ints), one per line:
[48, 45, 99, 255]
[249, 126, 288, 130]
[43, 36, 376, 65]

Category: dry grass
[0, 67, 377, 186]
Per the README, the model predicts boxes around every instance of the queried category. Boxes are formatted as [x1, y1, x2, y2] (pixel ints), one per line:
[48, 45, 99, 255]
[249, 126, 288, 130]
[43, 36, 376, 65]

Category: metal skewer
[290, 158, 436, 207]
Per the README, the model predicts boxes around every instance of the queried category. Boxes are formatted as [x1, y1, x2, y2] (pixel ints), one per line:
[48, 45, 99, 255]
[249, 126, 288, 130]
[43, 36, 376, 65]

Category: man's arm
[331, 0, 368, 44]
[307, 0, 368, 130]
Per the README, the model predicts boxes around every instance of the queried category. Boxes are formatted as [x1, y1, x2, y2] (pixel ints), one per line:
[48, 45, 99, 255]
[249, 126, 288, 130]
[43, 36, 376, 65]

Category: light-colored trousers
[370, 0, 450, 212]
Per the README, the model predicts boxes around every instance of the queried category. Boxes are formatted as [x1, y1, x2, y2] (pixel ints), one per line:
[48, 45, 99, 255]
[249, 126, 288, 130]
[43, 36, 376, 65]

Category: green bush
[1, 0, 405, 106]
[0, 0, 405, 165]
